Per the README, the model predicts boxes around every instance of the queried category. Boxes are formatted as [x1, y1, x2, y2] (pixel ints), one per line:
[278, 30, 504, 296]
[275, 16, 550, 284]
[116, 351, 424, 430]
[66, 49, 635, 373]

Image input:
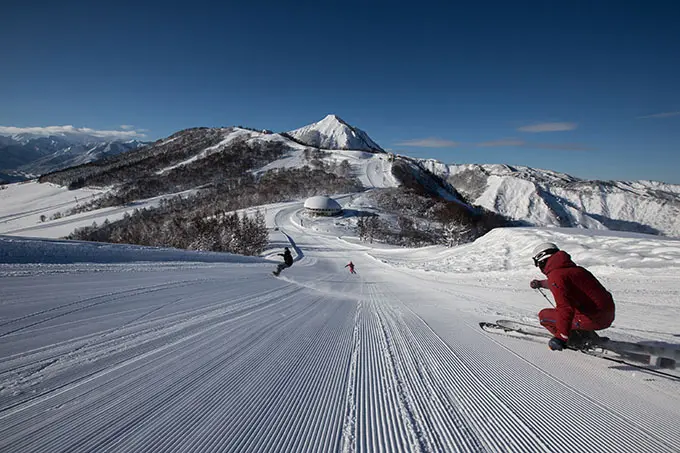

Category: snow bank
[369, 227, 680, 275]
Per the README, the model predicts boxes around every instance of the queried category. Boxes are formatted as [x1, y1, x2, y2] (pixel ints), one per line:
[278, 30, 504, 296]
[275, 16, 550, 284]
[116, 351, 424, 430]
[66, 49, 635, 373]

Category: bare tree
[443, 222, 472, 247]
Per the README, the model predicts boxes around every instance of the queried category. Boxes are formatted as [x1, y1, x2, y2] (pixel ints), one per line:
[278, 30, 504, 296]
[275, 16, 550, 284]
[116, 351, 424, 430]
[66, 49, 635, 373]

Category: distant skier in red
[345, 261, 356, 274]
[530, 243, 615, 351]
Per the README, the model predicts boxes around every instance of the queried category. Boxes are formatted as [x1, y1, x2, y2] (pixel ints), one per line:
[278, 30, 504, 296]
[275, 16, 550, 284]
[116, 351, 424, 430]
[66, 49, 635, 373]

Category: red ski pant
[539, 308, 614, 337]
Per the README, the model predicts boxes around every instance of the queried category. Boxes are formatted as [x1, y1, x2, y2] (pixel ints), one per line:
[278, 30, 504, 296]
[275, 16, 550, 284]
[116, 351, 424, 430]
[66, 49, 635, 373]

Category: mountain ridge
[419, 161, 680, 237]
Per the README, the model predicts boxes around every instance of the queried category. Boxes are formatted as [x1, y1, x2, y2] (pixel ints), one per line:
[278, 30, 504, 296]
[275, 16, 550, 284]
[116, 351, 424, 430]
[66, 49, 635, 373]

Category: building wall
[305, 208, 342, 217]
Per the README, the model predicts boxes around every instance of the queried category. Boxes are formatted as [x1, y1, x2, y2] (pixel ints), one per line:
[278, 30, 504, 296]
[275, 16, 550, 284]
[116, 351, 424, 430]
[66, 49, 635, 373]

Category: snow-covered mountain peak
[321, 113, 342, 123]
[287, 115, 384, 152]
[310, 114, 352, 131]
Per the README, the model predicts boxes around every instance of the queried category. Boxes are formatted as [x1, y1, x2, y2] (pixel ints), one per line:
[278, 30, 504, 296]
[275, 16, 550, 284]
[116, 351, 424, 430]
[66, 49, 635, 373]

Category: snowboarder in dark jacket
[273, 247, 293, 276]
[530, 243, 615, 351]
[345, 261, 356, 274]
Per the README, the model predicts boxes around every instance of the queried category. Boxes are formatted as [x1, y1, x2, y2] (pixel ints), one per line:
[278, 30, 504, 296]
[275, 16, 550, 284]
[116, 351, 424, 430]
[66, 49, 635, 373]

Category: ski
[481, 319, 678, 371]
[479, 321, 550, 340]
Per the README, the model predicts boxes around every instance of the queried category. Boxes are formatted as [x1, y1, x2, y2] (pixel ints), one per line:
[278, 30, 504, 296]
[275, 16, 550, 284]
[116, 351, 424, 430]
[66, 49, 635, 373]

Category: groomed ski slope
[1, 208, 679, 452]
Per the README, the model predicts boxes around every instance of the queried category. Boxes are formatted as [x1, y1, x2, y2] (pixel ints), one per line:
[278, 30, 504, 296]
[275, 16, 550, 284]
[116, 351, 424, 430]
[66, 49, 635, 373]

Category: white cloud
[637, 111, 680, 119]
[394, 138, 459, 148]
[477, 139, 526, 147]
[0, 125, 147, 140]
[517, 122, 578, 132]
[120, 124, 135, 130]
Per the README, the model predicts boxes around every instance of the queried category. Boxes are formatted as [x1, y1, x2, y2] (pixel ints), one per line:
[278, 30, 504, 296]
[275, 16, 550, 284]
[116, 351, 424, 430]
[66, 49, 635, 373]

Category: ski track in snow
[1, 212, 679, 451]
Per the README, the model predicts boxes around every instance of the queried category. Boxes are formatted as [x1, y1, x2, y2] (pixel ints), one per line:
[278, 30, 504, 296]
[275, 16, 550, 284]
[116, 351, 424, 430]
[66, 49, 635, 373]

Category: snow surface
[257, 149, 398, 191]
[1, 201, 679, 452]
[0, 181, 105, 236]
[0, 181, 198, 239]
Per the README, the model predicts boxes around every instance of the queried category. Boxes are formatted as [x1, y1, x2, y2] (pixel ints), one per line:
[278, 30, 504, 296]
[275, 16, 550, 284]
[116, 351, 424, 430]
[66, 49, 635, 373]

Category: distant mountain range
[0, 133, 146, 182]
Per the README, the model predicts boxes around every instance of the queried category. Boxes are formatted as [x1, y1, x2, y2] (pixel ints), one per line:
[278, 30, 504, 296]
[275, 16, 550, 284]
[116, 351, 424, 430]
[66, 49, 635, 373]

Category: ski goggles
[532, 249, 558, 267]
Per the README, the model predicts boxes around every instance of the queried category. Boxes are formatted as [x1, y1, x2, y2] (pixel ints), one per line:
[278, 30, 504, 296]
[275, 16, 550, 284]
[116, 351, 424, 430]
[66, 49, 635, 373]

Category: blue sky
[2, 1, 679, 183]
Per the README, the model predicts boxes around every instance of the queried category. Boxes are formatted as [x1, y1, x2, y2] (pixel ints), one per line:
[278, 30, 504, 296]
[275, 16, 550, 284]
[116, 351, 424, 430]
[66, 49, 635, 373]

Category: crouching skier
[530, 243, 615, 351]
[345, 261, 356, 274]
[273, 247, 294, 276]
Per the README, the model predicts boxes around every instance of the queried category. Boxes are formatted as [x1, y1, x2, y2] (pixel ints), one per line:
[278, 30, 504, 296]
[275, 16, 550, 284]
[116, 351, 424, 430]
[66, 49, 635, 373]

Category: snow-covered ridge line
[414, 159, 680, 238]
[156, 127, 319, 175]
[155, 128, 253, 175]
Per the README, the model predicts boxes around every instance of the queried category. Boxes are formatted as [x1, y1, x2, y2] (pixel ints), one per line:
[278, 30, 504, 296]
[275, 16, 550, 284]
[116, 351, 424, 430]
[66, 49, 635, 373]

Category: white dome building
[304, 195, 342, 216]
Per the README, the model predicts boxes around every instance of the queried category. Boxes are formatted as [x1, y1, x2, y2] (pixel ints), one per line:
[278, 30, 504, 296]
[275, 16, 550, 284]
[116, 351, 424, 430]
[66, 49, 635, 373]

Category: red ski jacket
[539, 251, 615, 338]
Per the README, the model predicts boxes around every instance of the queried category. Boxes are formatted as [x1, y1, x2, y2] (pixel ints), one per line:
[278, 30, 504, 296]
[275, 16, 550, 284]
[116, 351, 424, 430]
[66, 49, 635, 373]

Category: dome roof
[304, 195, 342, 211]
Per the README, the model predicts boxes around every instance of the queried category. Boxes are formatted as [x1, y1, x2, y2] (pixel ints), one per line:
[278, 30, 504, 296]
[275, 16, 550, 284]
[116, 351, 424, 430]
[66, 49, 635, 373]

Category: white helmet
[532, 242, 559, 267]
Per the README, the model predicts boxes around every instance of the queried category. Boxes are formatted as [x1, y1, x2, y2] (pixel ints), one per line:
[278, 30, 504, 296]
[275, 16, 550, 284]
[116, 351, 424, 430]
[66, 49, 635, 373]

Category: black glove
[530, 279, 543, 289]
[548, 337, 566, 351]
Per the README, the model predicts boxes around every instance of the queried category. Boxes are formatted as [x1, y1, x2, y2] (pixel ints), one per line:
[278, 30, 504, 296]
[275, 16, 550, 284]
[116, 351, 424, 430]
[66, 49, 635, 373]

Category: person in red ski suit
[345, 261, 356, 274]
[530, 243, 615, 351]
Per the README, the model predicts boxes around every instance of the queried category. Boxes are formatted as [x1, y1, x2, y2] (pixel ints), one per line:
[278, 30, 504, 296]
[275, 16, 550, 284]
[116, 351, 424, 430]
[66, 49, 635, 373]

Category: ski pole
[536, 288, 555, 307]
